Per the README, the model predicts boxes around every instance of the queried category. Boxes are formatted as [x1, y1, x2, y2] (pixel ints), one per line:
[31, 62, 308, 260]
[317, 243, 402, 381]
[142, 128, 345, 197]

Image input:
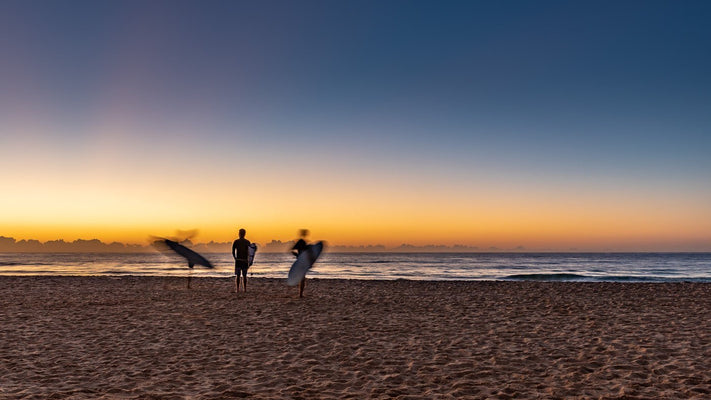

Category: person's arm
[231, 241, 237, 259]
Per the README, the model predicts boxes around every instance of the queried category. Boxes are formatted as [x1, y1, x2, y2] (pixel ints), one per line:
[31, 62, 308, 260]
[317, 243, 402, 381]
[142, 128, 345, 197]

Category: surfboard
[287, 241, 323, 286]
[162, 239, 213, 269]
[248, 243, 257, 266]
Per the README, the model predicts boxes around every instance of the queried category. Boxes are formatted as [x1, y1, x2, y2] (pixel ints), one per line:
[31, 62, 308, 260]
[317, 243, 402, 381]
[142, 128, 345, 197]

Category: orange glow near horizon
[2, 175, 710, 251]
[2, 134, 710, 251]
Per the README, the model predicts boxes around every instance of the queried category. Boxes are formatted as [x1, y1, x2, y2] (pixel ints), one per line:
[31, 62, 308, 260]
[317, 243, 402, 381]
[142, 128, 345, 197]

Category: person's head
[299, 229, 309, 238]
[239, 228, 246, 238]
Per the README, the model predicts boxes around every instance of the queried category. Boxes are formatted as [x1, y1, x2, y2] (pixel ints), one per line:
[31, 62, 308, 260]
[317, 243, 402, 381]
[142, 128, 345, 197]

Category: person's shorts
[235, 260, 249, 276]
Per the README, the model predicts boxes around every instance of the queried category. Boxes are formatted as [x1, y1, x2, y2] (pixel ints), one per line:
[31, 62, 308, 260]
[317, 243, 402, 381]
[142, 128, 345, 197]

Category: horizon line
[1, 236, 709, 254]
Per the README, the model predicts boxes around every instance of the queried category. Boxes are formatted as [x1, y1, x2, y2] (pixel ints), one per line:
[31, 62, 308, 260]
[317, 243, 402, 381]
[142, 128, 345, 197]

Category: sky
[1, 0, 710, 251]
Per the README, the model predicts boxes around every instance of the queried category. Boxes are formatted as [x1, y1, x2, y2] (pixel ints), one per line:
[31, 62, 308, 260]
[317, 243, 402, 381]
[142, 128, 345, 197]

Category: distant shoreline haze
[1, 236, 709, 253]
[0, 236, 491, 253]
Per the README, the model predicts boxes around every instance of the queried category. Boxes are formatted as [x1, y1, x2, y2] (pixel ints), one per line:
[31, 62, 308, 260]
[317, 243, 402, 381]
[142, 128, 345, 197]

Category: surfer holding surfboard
[232, 228, 254, 293]
[288, 229, 324, 298]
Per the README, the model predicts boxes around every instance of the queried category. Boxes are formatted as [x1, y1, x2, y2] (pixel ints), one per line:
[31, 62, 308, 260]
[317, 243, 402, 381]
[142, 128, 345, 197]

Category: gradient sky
[1, 1, 710, 250]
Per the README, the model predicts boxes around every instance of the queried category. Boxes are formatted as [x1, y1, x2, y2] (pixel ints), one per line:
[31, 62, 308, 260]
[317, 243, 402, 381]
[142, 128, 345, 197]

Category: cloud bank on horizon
[0, 235, 490, 253]
[1, 235, 708, 254]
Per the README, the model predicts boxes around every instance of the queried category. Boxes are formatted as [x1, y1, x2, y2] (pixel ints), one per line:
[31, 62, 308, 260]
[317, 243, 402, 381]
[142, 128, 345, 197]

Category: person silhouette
[232, 228, 251, 292]
[291, 229, 311, 298]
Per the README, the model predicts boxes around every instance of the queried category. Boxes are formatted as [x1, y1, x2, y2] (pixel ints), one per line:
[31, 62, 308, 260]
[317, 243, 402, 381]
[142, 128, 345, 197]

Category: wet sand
[1, 276, 710, 399]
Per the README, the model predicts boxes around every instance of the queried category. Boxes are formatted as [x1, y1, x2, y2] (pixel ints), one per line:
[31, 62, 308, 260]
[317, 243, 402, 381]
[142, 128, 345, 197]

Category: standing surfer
[291, 229, 311, 298]
[232, 228, 251, 292]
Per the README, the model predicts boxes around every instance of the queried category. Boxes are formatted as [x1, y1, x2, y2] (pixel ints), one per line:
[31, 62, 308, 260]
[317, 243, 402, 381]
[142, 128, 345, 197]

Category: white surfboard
[287, 241, 323, 286]
[248, 243, 257, 266]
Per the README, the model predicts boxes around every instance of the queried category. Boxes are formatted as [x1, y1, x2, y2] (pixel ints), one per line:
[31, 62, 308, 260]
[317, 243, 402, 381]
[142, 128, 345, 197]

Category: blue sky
[1, 1, 710, 249]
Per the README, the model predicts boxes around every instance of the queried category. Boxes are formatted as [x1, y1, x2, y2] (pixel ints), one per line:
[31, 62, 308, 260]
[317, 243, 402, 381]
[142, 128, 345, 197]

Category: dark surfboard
[162, 239, 213, 269]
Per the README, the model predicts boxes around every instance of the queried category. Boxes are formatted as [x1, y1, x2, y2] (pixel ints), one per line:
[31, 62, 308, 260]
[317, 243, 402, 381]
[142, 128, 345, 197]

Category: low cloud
[0, 236, 522, 253]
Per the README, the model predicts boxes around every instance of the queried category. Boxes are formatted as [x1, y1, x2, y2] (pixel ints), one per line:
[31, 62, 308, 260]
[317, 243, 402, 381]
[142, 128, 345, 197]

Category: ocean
[1, 252, 710, 282]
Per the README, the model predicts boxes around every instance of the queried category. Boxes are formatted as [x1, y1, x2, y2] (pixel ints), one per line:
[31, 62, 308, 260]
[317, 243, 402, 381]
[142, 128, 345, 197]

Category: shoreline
[2, 277, 710, 399]
[2, 274, 711, 284]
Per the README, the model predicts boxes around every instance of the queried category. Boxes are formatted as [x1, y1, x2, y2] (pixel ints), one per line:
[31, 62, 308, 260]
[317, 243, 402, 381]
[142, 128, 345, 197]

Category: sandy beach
[1, 277, 710, 399]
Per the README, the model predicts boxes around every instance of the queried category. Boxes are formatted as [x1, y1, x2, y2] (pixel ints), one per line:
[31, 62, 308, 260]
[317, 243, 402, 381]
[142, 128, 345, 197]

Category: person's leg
[299, 278, 305, 298]
[242, 267, 248, 292]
